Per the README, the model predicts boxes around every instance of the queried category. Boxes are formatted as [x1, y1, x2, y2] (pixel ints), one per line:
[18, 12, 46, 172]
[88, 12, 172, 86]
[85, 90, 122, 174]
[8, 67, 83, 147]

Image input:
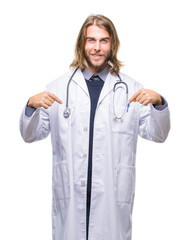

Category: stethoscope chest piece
[63, 107, 71, 118]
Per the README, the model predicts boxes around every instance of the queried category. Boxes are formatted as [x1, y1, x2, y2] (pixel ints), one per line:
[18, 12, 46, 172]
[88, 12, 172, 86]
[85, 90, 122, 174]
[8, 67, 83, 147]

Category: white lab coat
[20, 68, 170, 240]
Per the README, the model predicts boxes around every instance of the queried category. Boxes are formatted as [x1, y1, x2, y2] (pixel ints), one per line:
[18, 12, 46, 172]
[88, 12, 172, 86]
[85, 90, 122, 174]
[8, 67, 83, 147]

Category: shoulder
[45, 71, 71, 91]
[119, 72, 143, 91]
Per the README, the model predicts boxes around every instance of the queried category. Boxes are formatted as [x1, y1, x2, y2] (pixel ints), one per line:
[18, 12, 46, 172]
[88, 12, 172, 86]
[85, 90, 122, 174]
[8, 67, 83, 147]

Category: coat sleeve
[138, 103, 170, 143]
[19, 105, 50, 143]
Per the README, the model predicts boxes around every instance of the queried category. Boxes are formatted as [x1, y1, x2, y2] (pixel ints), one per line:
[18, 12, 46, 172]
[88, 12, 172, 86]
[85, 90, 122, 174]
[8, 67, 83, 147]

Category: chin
[92, 61, 106, 69]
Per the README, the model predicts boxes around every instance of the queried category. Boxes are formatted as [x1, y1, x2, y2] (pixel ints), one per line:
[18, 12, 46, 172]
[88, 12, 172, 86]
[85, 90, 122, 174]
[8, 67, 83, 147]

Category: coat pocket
[110, 104, 136, 135]
[115, 164, 136, 204]
[53, 161, 70, 200]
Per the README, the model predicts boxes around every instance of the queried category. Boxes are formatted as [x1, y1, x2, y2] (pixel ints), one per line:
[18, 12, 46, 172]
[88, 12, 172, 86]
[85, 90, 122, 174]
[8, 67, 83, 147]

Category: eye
[87, 38, 95, 43]
[101, 38, 109, 43]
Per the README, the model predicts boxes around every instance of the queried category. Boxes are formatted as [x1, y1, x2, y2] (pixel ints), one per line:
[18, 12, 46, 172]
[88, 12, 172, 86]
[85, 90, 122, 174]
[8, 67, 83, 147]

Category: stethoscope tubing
[63, 67, 79, 118]
[63, 68, 129, 119]
[65, 67, 79, 109]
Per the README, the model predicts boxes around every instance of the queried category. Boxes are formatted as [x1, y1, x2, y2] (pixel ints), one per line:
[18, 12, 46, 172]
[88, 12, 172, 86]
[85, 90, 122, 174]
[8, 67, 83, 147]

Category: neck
[86, 64, 107, 74]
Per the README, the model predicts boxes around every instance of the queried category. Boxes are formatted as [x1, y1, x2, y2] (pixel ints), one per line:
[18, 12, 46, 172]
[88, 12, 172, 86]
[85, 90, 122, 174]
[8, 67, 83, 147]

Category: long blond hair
[70, 14, 123, 75]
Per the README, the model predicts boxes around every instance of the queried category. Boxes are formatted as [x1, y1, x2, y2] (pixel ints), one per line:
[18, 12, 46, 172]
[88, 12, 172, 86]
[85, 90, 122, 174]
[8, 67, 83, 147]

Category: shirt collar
[82, 67, 109, 81]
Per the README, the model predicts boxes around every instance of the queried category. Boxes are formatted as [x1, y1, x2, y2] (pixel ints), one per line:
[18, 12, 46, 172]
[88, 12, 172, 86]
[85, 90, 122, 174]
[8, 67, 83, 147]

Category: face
[84, 25, 111, 73]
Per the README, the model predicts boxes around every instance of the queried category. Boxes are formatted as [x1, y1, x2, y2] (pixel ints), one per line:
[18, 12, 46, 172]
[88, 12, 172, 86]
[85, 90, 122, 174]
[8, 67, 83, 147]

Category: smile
[91, 54, 104, 60]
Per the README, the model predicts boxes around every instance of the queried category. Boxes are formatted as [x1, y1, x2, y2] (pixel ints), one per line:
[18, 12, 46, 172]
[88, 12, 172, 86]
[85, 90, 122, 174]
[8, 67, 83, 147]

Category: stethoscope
[63, 67, 129, 120]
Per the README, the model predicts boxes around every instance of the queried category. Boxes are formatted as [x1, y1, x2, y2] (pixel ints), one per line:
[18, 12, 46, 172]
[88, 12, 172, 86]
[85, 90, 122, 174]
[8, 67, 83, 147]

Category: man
[20, 14, 170, 240]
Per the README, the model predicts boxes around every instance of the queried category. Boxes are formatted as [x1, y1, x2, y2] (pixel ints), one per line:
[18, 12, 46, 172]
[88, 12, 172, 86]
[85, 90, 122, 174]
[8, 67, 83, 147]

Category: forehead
[86, 25, 110, 38]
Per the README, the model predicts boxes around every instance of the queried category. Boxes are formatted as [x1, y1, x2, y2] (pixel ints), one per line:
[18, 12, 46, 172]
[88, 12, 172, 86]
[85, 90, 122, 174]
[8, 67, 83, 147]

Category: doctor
[20, 14, 170, 240]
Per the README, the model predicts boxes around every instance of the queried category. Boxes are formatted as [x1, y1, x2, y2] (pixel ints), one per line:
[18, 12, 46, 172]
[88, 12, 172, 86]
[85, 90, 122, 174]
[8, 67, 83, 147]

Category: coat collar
[82, 67, 109, 81]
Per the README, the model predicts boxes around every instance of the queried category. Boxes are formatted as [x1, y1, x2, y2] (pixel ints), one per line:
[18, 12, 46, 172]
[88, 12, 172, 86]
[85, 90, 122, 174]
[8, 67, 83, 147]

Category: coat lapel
[70, 68, 89, 97]
[98, 72, 120, 105]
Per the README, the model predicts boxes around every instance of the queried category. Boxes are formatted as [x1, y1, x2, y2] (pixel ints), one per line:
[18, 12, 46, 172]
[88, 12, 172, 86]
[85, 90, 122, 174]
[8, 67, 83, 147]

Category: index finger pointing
[129, 89, 141, 103]
[48, 92, 63, 104]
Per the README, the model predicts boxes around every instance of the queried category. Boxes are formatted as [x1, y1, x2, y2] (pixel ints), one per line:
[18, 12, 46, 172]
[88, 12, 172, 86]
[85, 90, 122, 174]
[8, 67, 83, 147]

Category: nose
[94, 40, 100, 51]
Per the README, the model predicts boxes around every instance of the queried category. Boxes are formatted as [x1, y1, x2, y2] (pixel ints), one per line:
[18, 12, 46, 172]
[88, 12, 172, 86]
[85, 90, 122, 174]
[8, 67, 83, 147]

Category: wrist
[154, 95, 163, 106]
[27, 98, 33, 108]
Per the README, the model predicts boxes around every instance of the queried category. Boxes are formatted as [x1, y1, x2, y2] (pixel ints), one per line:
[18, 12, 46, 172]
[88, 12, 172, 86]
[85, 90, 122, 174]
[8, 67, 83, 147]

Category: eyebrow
[86, 37, 110, 40]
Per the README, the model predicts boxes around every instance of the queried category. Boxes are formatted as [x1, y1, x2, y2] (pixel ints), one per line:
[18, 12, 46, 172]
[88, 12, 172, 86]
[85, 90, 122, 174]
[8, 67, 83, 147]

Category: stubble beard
[84, 51, 111, 72]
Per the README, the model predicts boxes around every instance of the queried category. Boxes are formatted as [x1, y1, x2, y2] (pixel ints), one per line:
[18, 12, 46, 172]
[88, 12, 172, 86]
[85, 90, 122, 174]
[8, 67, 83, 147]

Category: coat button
[81, 181, 85, 186]
[83, 153, 87, 158]
[83, 127, 88, 132]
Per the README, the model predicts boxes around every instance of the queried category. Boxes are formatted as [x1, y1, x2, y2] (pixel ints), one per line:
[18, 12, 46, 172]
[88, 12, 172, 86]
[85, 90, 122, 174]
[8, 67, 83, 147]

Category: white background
[0, 0, 189, 239]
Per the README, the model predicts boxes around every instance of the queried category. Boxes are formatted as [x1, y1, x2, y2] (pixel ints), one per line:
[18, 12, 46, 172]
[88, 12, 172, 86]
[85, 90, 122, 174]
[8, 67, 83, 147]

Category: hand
[129, 88, 162, 106]
[27, 91, 63, 109]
